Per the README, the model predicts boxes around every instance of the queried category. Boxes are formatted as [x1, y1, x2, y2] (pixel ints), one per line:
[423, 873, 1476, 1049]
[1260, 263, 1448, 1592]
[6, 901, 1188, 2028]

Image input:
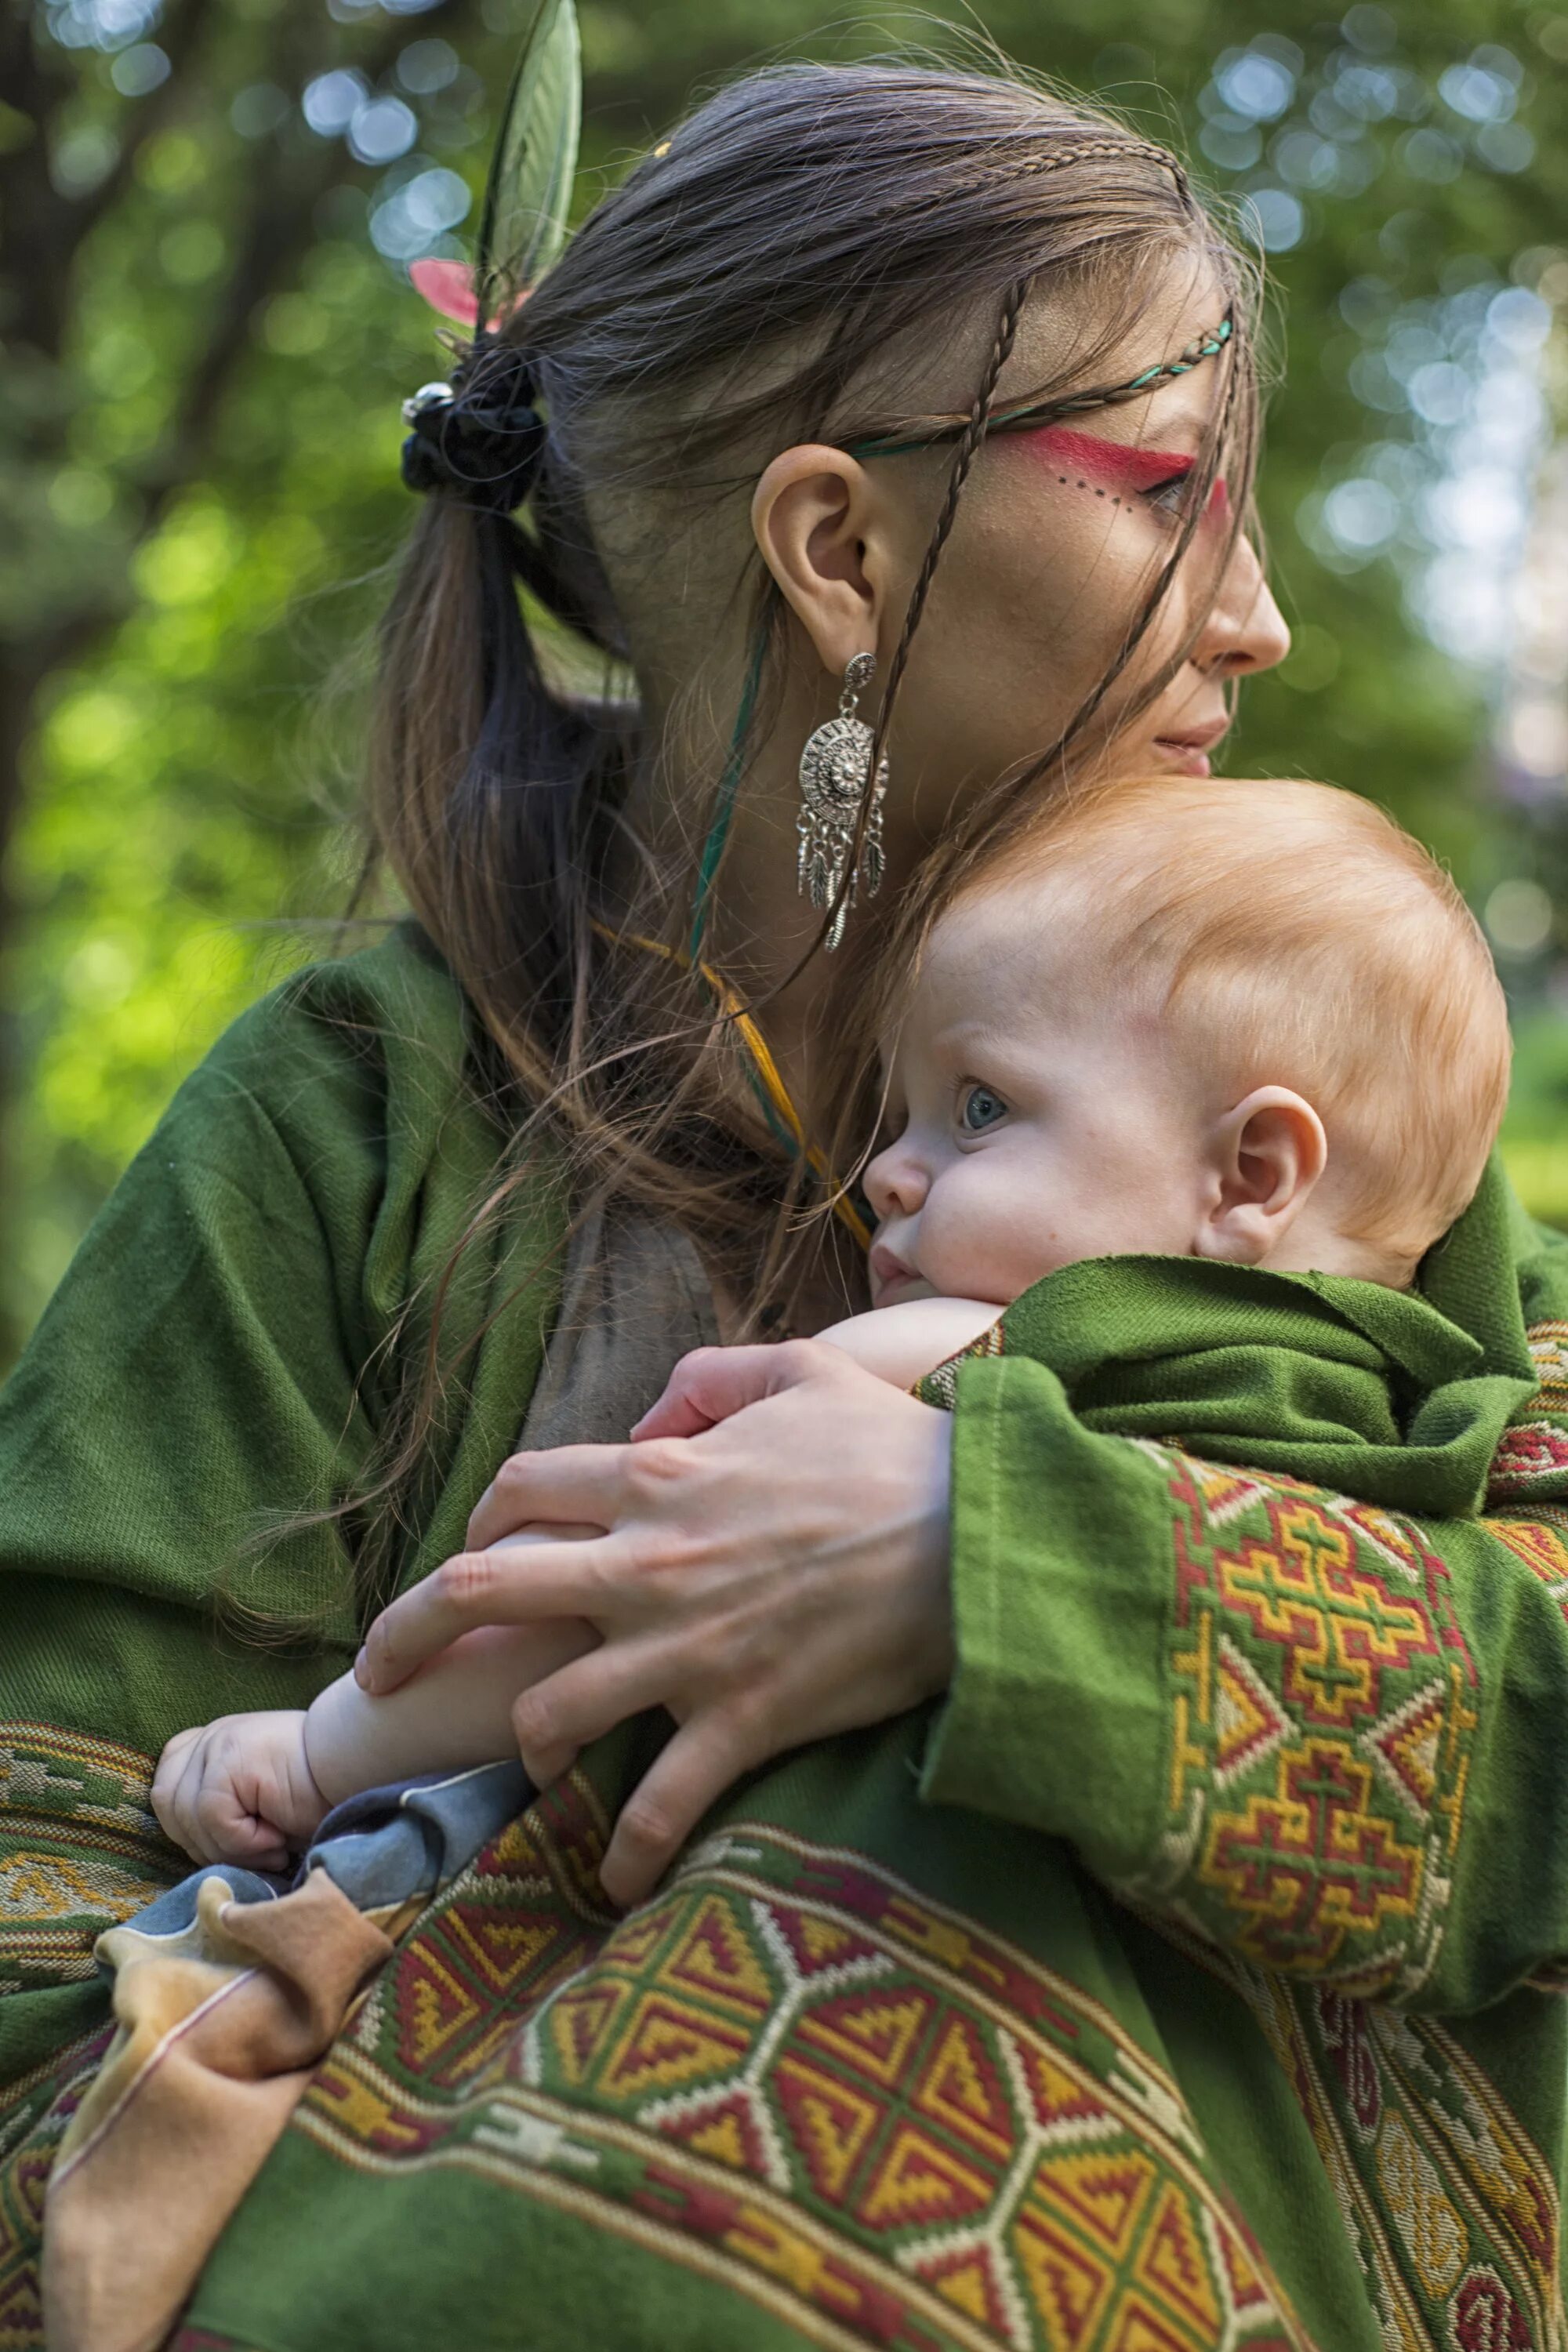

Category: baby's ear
[1192, 1087, 1327, 1266]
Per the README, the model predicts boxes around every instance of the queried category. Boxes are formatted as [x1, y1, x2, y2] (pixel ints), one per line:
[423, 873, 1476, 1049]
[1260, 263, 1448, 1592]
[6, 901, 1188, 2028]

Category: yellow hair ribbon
[593, 922, 872, 1251]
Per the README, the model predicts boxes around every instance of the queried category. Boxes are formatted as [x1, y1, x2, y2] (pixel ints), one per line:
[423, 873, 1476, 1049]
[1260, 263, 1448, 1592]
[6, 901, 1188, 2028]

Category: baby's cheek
[942, 1175, 1055, 1301]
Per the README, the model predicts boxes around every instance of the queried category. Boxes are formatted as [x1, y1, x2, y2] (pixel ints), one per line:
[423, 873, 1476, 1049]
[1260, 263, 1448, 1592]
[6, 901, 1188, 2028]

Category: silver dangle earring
[797, 651, 890, 951]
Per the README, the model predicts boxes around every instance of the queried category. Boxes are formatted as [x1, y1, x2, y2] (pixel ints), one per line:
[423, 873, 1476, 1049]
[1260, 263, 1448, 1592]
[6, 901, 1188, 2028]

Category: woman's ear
[1192, 1087, 1328, 1266]
[750, 445, 891, 679]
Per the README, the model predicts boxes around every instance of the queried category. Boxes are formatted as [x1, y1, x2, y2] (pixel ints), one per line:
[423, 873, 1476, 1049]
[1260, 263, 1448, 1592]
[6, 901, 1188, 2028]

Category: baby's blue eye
[960, 1085, 1007, 1133]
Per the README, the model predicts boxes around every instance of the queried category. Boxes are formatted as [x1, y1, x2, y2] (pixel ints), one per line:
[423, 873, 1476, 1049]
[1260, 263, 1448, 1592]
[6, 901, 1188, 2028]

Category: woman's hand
[355, 1341, 954, 1907]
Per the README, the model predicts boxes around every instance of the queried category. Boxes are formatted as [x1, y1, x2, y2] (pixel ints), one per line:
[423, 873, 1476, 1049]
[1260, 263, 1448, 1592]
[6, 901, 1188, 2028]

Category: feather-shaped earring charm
[797, 652, 890, 952]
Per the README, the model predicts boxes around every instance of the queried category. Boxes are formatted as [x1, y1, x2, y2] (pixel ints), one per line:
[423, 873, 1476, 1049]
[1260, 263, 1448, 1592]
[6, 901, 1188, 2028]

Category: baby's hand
[152, 1711, 328, 1875]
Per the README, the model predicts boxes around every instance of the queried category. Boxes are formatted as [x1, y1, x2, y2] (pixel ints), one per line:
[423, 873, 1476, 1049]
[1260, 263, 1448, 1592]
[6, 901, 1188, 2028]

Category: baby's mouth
[869, 1243, 925, 1306]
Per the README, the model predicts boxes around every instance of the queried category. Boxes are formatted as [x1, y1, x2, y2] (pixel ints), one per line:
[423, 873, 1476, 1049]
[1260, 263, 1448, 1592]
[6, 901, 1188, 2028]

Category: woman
[3, 53, 1565, 2352]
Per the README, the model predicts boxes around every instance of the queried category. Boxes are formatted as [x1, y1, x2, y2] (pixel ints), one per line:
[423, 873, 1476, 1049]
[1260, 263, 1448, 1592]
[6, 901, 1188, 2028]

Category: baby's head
[864, 776, 1510, 1308]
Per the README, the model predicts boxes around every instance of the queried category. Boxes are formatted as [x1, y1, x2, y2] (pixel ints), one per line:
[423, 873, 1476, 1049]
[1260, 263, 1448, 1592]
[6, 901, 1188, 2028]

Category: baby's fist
[152, 1711, 328, 1875]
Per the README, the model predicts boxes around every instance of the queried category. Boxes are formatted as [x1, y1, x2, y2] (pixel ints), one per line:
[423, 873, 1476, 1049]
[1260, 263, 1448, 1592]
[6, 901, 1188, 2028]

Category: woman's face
[866, 263, 1290, 858]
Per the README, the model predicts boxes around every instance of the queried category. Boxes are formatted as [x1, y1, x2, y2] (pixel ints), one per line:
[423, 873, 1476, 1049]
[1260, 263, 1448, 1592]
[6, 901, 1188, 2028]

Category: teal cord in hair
[683, 624, 806, 1159]
[848, 317, 1234, 462]
[688, 623, 768, 964]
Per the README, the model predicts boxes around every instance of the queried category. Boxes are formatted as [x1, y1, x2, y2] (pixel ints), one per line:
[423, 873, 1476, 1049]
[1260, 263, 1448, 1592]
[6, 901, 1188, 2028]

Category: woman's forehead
[999, 260, 1229, 430]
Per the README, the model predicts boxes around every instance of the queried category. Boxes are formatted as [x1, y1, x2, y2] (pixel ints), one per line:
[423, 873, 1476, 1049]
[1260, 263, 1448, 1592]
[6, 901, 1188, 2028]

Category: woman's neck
[619, 665, 855, 1138]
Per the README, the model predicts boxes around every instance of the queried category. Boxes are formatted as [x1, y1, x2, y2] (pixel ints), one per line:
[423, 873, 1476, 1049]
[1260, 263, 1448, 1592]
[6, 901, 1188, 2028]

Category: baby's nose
[864, 1141, 927, 1220]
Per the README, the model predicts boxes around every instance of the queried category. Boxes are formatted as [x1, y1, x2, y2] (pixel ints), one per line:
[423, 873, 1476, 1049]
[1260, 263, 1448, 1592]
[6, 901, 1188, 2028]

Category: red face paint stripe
[1008, 424, 1196, 491]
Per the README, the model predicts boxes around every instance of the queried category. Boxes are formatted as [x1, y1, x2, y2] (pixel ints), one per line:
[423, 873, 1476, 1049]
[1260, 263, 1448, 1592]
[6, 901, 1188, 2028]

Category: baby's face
[863, 891, 1207, 1309]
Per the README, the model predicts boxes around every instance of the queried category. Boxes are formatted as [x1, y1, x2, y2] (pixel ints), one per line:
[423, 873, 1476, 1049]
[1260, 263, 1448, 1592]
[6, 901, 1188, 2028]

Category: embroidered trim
[915, 1323, 1006, 1414]
[1140, 1450, 1475, 2002]
[1247, 1971, 1560, 2352]
[1489, 1511, 1568, 1629]
[292, 1798, 1308, 2351]
[1486, 1325, 1568, 1505]
[0, 1722, 162, 1853]
[1525, 1320, 1568, 1410]
[1133, 1432, 1563, 2350]
[0, 1722, 176, 1995]
[1487, 1421, 1568, 1501]
[0, 2023, 115, 2332]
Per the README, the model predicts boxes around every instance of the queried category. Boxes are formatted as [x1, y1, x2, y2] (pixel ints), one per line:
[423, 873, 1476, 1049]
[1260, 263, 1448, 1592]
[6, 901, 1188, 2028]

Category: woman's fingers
[598, 1714, 760, 1910]
[508, 1638, 678, 1788]
[630, 1341, 836, 1441]
[357, 1533, 627, 1693]
[466, 1443, 634, 1552]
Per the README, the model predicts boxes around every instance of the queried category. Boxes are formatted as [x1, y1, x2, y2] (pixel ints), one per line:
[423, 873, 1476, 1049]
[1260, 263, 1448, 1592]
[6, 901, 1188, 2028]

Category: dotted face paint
[1007, 426, 1229, 526]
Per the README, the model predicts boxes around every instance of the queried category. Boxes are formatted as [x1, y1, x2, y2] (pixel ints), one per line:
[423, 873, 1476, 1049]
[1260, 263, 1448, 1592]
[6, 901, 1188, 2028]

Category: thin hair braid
[319, 59, 1265, 1607]
[864, 272, 1032, 796]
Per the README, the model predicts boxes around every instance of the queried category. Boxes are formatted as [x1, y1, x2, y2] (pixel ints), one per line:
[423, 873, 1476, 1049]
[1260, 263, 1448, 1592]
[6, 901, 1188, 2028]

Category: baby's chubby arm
[152, 1308, 1002, 1870]
[304, 1604, 598, 1803]
[815, 1294, 1004, 1389]
[152, 1528, 599, 1871]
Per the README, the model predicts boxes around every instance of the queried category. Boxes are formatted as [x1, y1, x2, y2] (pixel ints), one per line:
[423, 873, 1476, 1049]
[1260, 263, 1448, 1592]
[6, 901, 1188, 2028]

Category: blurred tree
[2, 0, 1565, 1352]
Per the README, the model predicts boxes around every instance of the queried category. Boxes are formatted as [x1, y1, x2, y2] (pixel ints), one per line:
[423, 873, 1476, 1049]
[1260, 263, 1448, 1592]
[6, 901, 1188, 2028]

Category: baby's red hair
[937, 775, 1511, 1276]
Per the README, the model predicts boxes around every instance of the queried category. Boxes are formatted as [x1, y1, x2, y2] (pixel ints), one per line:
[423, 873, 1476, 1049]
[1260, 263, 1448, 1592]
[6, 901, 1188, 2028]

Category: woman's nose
[863, 1142, 927, 1221]
[1193, 532, 1290, 681]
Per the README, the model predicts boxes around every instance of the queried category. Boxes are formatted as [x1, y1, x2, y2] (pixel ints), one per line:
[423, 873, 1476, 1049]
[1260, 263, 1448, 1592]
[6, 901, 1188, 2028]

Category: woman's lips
[1152, 718, 1229, 779]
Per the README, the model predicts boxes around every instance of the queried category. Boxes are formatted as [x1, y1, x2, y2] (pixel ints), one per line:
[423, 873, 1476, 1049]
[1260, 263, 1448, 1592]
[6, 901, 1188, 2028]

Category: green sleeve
[0, 926, 564, 2089]
[924, 1319, 1568, 2016]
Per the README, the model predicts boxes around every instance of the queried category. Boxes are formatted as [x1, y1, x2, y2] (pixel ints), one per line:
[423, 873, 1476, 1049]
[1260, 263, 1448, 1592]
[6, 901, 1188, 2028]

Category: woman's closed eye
[959, 1083, 1009, 1134]
[1143, 465, 1196, 517]
[1144, 463, 1230, 528]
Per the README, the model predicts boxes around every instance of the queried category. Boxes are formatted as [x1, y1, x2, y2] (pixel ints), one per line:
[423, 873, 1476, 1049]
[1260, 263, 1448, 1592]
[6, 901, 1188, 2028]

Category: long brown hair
[339, 53, 1261, 1602]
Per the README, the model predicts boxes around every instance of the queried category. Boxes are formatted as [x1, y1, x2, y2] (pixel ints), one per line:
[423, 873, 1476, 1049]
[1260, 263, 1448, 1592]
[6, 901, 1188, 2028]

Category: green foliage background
[5, 0, 1567, 1356]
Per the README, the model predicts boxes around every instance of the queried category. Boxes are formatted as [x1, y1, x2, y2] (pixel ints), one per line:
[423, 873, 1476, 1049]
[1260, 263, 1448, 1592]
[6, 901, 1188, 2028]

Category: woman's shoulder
[168, 920, 504, 1192]
[197, 920, 470, 1105]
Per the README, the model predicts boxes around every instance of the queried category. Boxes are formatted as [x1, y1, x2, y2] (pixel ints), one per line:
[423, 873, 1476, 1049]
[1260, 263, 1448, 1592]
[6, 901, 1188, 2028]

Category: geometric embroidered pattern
[1130, 1895, 1565, 2352]
[1487, 1420, 1568, 1501]
[1524, 1320, 1568, 1410]
[1489, 1510, 1568, 1632]
[0, 1725, 176, 2332]
[0, 2023, 115, 2339]
[0, 1722, 177, 1995]
[285, 1788, 1307, 2352]
[1147, 1451, 1476, 2001]
[1487, 1323, 1568, 1504]
[1233, 1969, 1561, 2352]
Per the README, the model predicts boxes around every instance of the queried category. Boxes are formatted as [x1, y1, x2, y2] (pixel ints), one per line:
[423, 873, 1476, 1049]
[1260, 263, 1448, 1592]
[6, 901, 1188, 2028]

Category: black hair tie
[400, 342, 546, 515]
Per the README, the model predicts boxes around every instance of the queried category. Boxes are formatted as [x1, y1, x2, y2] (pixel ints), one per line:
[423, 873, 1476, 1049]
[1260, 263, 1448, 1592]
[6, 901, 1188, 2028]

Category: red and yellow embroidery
[1489, 1509, 1568, 1630]
[1487, 1321, 1568, 1504]
[292, 1793, 1304, 2352]
[1149, 1452, 1475, 2001]
[1244, 1973, 1561, 2352]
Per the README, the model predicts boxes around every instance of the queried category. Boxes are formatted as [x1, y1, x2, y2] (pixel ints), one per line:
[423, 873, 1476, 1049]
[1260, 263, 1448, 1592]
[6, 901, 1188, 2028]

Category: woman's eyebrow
[1007, 423, 1196, 490]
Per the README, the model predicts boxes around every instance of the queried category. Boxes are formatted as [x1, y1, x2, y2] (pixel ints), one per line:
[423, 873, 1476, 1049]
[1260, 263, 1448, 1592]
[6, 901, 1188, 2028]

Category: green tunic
[2, 924, 1566, 2352]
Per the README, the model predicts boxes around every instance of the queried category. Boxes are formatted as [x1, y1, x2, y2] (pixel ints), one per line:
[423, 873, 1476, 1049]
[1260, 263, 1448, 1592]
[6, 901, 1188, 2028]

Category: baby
[153, 774, 1511, 1871]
